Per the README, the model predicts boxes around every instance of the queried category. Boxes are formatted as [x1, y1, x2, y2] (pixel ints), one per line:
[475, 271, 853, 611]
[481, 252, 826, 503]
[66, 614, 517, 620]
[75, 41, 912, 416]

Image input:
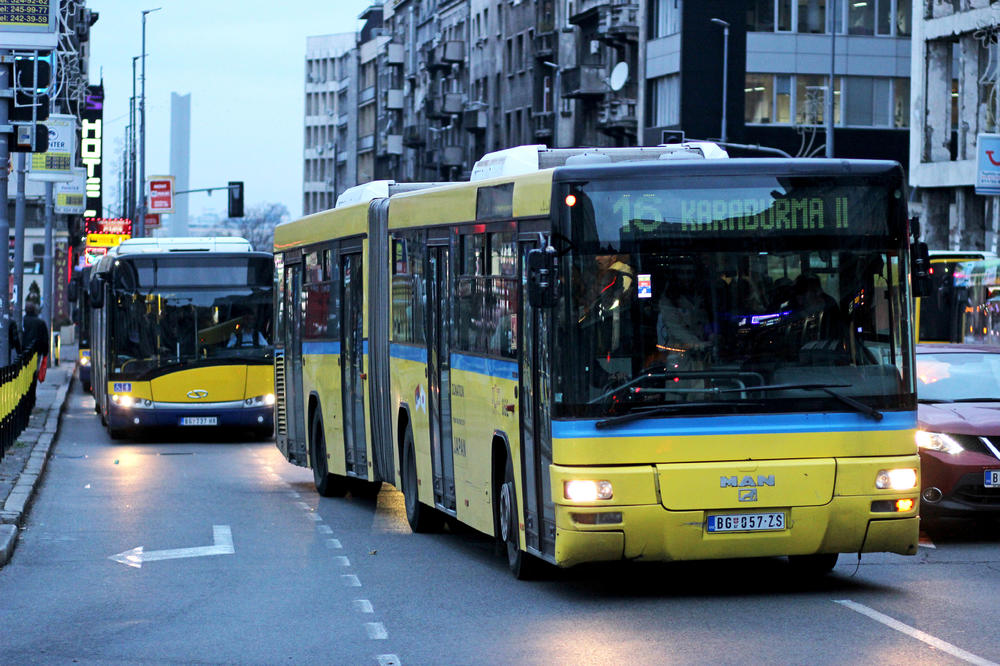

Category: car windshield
[916, 352, 1000, 402]
[553, 173, 915, 418]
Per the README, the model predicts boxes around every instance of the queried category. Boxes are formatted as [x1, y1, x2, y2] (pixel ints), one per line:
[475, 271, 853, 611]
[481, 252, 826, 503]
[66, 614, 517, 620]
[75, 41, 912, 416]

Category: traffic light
[9, 54, 51, 123]
[228, 181, 244, 218]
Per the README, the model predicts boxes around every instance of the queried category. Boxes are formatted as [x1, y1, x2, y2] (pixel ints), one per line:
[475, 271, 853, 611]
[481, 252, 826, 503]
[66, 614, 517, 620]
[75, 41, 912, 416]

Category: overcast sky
[87, 0, 373, 221]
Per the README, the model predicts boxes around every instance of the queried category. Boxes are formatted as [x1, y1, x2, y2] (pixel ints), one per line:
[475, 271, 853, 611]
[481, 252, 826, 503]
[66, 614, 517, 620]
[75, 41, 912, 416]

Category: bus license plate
[180, 416, 218, 426]
[986, 470, 1000, 488]
[707, 512, 785, 533]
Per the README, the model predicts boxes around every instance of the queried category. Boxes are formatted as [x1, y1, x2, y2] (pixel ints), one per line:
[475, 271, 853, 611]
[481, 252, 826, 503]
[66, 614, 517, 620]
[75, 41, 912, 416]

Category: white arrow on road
[109, 525, 234, 568]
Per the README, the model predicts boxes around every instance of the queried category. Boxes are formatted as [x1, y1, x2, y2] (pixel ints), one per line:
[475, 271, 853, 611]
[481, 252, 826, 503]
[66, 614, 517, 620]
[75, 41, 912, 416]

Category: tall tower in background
[169, 92, 191, 236]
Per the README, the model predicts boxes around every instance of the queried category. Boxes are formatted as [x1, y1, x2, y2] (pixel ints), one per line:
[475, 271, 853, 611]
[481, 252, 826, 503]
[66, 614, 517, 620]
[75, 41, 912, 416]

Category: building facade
[910, 0, 1000, 251]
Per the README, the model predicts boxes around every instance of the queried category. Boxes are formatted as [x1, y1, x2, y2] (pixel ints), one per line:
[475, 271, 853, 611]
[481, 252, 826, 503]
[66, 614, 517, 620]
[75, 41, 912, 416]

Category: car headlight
[875, 468, 918, 490]
[244, 394, 275, 408]
[916, 430, 965, 455]
[564, 480, 614, 501]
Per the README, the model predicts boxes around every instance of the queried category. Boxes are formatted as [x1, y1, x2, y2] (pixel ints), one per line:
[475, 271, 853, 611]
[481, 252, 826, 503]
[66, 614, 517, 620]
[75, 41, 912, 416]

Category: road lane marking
[333, 556, 351, 566]
[326, 539, 342, 549]
[342, 574, 361, 587]
[353, 599, 374, 614]
[834, 600, 998, 666]
[317, 525, 333, 534]
[365, 623, 388, 640]
[109, 525, 235, 569]
[376, 655, 400, 666]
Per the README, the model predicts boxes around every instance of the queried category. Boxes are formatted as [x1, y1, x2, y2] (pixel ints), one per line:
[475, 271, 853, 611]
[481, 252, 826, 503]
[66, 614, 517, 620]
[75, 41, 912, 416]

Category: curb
[0, 369, 73, 567]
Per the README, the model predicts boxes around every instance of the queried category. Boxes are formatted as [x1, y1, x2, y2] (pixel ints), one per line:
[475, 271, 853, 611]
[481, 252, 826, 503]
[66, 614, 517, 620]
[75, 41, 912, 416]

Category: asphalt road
[1, 381, 999, 665]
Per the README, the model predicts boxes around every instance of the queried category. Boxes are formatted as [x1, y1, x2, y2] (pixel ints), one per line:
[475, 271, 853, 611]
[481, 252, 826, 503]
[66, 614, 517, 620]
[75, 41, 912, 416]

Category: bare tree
[223, 202, 289, 252]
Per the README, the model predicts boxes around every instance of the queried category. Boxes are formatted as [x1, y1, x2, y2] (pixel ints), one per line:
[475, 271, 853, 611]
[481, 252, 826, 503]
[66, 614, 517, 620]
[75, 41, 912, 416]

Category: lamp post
[826, 4, 836, 158]
[710, 18, 730, 144]
[136, 7, 162, 238]
[129, 55, 140, 224]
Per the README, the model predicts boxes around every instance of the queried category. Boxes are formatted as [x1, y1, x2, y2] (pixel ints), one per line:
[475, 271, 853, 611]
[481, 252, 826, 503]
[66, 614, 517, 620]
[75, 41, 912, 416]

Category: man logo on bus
[415, 384, 427, 413]
[721, 475, 775, 489]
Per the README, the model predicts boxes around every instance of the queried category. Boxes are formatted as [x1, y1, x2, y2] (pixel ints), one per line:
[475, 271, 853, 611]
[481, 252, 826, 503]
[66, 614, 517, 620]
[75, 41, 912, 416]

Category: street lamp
[710, 18, 730, 144]
[137, 7, 162, 238]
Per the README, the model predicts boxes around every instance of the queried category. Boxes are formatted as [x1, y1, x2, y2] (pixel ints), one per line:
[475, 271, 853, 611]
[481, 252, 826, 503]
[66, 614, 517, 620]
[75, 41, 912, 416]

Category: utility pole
[136, 7, 162, 238]
[129, 54, 139, 224]
[711, 18, 730, 144]
[0, 49, 10, 362]
[826, 4, 836, 158]
[13, 153, 27, 332]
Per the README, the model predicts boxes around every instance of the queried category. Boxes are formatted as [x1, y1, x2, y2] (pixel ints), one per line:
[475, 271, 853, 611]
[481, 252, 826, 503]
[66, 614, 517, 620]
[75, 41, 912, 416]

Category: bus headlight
[875, 468, 918, 490]
[244, 394, 276, 408]
[112, 395, 134, 408]
[916, 430, 965, 455]
[79, 355, 90, 366]
[564, 479, 614, 502]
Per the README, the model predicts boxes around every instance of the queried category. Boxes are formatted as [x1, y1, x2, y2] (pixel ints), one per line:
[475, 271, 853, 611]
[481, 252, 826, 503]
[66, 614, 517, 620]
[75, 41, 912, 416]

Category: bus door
[426, 242, 456, 512]
[518, 237, 555, 558]
[279, 259, 307, 464]
[341, 248, 368, 477]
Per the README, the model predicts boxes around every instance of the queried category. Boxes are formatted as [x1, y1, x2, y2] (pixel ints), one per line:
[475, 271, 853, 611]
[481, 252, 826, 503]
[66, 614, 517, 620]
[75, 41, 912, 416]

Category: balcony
[378, 133, 404, 156]
[422, 43, 450, 72]
[562, 64, 607, 99]
[359, 86, 376, 106]
[532, 111, 554, 139]
[597, 98, 637, 132]
[533, 31, 556, 59]
[439, 40, 465, 64]
[569, 0, 639, 41]
[440, 145, 464, 167]
[442, 92, 464, 115]
[403, 124, 425, 147]
[463, 108, 487, 132]
[383, 42, 404, 66]
[384, 88, 404, 110]
[358, 134, 375, 153]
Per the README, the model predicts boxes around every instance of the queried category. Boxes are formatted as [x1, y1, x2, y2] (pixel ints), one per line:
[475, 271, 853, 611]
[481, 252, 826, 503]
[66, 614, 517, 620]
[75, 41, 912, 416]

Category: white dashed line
[834, 600, 998, 666]
[326, 539, 342, 549]
[286, 491, 301, 499]
[376, 655, 401, 666]
[353, 599, 374, 614]
[365, 623, 388, 640]
[333, 556, 351, 566]
[295, 501, 311, 511]
[341, 574, 361, 587]
[317, 525, 333, 534]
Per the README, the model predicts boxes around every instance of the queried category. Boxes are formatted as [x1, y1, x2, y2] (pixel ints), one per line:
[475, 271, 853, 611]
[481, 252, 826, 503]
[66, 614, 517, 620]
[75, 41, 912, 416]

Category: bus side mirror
[67, 278, 79, 302]
[527, 248, 557, 308]
[911, 241, 932, 298]
[89, 275, 104, 309]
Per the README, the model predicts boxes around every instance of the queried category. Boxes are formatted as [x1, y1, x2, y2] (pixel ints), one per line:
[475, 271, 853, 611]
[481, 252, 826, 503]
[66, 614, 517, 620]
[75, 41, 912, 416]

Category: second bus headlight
[564, 480, 613, 502]
[244, 394, 276, 408]
[875, 468, 918, 490]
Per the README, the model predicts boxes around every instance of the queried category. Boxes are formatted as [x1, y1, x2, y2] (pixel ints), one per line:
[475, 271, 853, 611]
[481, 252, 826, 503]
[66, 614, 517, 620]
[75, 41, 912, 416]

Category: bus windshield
[554, 173, 915, 419]
[107, 256, 273, 380]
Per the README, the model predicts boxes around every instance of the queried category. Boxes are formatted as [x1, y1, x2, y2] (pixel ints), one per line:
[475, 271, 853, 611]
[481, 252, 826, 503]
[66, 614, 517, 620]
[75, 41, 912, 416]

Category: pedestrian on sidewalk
[5, 306, 21, 365]
[21, 301, 50, 383]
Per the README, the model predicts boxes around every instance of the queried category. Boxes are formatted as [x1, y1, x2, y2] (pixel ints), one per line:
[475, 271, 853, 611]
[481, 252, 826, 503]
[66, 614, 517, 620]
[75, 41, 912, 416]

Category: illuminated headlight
[564, 479, 614, 501]
[79, 355, 90, 366]
[875, 468, 918, 490]
[112, 395, 134, 408]
[916, 430, 965, 455]
[244, 394, 276, 408]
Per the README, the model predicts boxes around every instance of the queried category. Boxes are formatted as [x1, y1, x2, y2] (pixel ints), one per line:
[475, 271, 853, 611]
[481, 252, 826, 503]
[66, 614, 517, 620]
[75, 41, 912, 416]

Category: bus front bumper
[107, 400, 274, 431]
[552, 498, 919, 569]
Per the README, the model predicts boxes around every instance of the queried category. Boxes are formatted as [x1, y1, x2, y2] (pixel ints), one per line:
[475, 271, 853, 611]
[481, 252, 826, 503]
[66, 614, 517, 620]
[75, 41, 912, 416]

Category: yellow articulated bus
[88, 237, 275, 439]
[274, 144, 923, 578]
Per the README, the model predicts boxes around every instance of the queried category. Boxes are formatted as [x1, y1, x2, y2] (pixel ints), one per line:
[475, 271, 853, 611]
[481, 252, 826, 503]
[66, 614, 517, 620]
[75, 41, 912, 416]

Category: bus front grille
[274, 350, 287, 435]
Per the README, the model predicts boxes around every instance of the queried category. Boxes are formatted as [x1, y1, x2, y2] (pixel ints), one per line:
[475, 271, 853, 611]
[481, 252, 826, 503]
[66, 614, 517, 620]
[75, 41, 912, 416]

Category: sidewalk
[0, 341, 77, 567]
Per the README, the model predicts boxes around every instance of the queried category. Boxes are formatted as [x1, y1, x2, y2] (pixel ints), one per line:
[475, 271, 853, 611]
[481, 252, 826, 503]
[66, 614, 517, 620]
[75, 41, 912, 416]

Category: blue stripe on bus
[451, 353, 518, 379]
[552, 410, 916, 439]
[390, 344, 428, 363]
[303, 341, 341, 355]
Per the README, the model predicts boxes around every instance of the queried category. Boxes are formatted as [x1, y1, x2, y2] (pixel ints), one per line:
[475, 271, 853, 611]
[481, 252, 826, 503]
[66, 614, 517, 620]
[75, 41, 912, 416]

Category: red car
[916, 344, 1000, 518]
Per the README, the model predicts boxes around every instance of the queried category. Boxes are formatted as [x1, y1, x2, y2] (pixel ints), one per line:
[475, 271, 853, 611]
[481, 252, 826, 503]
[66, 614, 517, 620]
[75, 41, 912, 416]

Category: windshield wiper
[718, 383, 883, 421]
[596, 401, 762, 429]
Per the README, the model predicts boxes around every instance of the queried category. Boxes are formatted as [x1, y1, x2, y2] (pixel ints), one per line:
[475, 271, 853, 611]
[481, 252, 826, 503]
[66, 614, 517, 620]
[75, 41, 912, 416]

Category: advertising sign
[81, 86, 103, 218]
[84, 218, 131, 251]
[977, 134, 1000, 196]
[27, 113, 76, 182]
[147, 175, 175, 214]
[0, 0, 58, 49]
[144, 213, 161, 229]
[54, 167, 87, 214]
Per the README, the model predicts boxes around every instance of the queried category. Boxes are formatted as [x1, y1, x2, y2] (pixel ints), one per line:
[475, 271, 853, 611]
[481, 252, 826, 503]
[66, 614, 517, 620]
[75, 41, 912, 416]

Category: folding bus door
[341, 248, 368, 477]
[518, 238, 555, 558]
[278, 260, 307, 464]
[426, 243, 456, 513]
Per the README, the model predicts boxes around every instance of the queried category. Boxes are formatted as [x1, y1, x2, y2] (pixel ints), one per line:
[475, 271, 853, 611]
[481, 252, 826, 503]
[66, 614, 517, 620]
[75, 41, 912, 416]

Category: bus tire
[499, 456, 543, 580]
[311, 410, 347, 498]
[787, 553, 838, 576]
[402, 428, 441, 533]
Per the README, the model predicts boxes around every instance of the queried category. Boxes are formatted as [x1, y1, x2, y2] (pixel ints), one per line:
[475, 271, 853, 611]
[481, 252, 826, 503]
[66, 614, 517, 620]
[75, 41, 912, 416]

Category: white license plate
[986, 470, 1000, 488]
[707, 512, 785, 533]
[180, 416, 218, 426]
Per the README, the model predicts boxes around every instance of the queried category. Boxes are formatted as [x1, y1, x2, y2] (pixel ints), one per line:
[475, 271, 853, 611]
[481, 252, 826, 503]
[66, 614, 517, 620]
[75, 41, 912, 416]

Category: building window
[796, 74, 839, 125]
[747, 0, 775, 32]
[777, 0, 792, 31]
[745, 74, 772, 123]
[848, 0, 874, 35]
[893, 77, 909, 128]
[653, 0, 681, 38]
[650, 73, 680, 126]
[797, 0, 825, 34]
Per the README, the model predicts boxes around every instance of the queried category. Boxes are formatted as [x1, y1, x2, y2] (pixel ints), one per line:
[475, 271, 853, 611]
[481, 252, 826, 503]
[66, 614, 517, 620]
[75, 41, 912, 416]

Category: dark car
[916, 344, 1000, 518]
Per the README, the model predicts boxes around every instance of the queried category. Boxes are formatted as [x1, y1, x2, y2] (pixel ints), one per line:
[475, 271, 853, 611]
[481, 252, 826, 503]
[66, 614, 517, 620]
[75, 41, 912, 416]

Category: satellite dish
[608, 61, 629, 91]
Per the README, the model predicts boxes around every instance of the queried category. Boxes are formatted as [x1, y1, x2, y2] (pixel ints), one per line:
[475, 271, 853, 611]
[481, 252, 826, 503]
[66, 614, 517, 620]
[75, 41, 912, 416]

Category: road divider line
[376, 655, 400, 666]
[317, 525, 333, 535]
[834, 600, 998, 666]
[353, 599, 374, 614]
[341, 574, 361, 587]
[365, 623, 388, 640]
[333, 556, 351, 567]
[326, 539, 342, 549]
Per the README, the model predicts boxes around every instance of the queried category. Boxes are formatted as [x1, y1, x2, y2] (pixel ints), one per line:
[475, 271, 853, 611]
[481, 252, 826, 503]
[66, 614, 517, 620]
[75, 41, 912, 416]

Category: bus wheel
[402, 428, 441, 533]
[499, 456, 543, 580]
[311, 410, 347, 497]
[787, 553, 839, 576]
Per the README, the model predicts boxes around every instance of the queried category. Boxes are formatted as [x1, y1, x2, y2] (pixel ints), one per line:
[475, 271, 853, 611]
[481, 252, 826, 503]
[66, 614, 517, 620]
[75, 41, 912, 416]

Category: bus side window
[487, 230, 517, 358]
[391, 231, 425, 344]
[304, 250, 330, 340]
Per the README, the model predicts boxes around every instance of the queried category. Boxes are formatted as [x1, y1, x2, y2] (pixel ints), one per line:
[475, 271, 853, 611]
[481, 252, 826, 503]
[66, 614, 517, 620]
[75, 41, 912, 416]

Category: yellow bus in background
[274, 144, 922, 578]
[89, 237, 275, 440]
